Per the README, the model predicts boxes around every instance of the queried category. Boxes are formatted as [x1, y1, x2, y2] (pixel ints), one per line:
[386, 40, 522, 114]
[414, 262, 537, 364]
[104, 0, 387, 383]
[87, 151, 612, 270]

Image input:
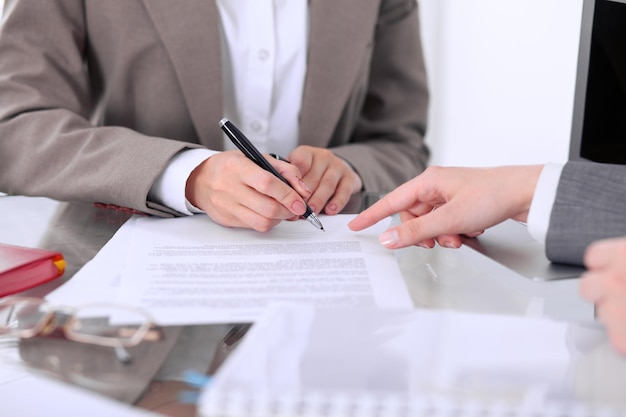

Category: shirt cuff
[527, 162, 564, 244]
[148, 149, 217, 215]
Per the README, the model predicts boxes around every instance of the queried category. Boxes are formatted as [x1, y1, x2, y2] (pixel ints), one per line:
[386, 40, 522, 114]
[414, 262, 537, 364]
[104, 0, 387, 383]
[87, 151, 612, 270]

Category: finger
[579, 271, 608, 304]
[230, 184, 292, 229]
[398, 210, 419, 224]
[349, 178, 425, 231]
[322, 157, 363, 215]
[287, 146, 315, 181]
[376, 201, 466, 249]
[232, 205, 283, 232]
[435, 234, 463, 249]
[585, 238, 626, 270]
[204, 192, 283, 232]
[266, 156, 312, 198]
[245, 168, 308, 218]
[308, 169, 340, 215]
[323, 189, 349, 215]
[380, 213, 436, 249]
[463, 230, 485, 238]
[400, 209, 463, 249]
[415, 239, 437, 249]
[580, 263, 626, 304]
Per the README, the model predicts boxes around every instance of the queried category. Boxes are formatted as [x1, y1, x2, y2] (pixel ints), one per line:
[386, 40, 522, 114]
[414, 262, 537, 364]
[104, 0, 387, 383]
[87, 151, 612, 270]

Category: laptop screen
[569, 0, 626, 163]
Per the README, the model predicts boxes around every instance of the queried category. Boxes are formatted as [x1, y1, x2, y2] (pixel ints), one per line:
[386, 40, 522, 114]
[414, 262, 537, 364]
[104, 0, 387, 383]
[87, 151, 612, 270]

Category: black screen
[579, 0, 626, 163]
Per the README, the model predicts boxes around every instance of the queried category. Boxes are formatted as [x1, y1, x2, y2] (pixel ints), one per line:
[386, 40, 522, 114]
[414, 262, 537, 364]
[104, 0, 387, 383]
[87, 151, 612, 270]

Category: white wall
[419, 0, 584, 167]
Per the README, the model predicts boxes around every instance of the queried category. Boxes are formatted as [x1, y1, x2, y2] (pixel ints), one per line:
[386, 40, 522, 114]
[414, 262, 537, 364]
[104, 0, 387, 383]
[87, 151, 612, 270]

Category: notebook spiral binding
[201, 390, 611, 417]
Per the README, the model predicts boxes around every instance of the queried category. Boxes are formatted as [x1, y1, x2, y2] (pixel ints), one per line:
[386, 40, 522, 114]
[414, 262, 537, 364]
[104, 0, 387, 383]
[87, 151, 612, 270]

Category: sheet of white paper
[118, 214, 412, 325]
[46, 217, 139, 305]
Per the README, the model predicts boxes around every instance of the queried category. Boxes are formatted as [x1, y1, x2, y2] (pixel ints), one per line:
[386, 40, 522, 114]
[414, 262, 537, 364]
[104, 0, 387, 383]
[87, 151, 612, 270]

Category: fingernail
[379, 230, 399, 247]
[292, 200, 306, 214]
[299, 179, 311, 193]
[326, 203, 337, 213]
[443, 242, 459, 249]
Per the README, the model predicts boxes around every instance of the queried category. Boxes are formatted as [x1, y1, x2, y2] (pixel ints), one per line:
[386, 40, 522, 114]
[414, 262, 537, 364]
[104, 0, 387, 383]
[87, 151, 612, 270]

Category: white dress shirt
[149, 0, 308, 215]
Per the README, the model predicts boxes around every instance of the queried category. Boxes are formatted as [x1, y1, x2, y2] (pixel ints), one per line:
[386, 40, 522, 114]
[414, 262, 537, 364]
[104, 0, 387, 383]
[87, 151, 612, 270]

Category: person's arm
[148, 149, 216, 215]
[545, 161, 626, 265]
[0, 0, 199, 217]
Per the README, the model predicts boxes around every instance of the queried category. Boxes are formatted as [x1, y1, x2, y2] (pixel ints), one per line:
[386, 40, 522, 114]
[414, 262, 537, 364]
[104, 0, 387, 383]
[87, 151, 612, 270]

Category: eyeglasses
[0, 296, 162, 363]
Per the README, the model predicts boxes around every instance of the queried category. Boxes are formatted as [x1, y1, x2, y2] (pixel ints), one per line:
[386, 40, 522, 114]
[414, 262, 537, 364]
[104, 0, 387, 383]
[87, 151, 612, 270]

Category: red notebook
[0, 243, 66, 297]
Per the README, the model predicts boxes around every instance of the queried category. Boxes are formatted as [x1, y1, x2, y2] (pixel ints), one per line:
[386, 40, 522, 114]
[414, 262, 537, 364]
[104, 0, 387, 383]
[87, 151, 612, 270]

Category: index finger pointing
[348, 179, 422, 231]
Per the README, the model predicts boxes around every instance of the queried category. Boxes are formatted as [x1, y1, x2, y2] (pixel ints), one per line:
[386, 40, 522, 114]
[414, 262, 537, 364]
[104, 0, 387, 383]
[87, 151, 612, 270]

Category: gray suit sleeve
[546, 161, 626, 265]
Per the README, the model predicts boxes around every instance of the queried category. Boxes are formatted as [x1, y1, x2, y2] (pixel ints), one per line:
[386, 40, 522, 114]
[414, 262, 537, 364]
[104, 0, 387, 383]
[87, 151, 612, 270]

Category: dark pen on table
[219, 118, 325, 231]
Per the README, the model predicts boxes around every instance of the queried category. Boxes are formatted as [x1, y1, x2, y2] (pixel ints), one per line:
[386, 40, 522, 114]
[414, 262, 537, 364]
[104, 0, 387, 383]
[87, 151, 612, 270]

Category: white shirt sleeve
[526, 162, 565, 243]
[148, 149, 217, 215]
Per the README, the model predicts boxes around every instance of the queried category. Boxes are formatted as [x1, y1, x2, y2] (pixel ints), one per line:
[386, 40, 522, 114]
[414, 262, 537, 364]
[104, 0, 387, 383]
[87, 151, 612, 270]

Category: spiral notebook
[198, 304, 625, 417]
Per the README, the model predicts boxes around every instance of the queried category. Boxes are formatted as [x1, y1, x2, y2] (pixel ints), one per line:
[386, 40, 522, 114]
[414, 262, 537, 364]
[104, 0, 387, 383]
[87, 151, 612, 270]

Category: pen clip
[269, 153, 290, 163]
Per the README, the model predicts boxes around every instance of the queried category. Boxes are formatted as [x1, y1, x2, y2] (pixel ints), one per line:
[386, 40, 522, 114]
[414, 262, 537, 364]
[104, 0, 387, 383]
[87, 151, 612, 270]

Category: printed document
[118, 214, 412, 325]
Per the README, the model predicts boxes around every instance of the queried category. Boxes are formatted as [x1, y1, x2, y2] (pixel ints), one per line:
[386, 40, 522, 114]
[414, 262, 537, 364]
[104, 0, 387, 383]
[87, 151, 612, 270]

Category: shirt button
[257, 49, 270, 61]
[250, 121, 262, 132]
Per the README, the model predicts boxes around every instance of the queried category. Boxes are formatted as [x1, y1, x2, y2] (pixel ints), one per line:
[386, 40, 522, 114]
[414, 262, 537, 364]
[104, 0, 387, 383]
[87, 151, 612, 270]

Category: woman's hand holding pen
[185, 150, 312, 231]
[287, 146, 363, 216]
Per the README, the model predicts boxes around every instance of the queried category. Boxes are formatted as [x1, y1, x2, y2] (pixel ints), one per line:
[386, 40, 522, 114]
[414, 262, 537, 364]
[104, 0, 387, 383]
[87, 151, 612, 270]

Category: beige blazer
[0, 0, 429, 216]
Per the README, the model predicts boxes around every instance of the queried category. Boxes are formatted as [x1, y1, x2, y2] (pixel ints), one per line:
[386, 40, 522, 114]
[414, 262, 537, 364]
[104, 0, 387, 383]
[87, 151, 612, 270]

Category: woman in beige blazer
[0, 0, 430, 230]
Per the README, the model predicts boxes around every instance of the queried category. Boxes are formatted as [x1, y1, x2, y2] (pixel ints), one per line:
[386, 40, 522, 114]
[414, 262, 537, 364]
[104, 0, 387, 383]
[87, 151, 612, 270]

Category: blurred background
[0, 0, 583, 168]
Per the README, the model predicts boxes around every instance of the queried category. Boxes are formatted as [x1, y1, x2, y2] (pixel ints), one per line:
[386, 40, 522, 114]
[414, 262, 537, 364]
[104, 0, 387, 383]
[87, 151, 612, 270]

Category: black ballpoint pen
[219, 118, 325, 231]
